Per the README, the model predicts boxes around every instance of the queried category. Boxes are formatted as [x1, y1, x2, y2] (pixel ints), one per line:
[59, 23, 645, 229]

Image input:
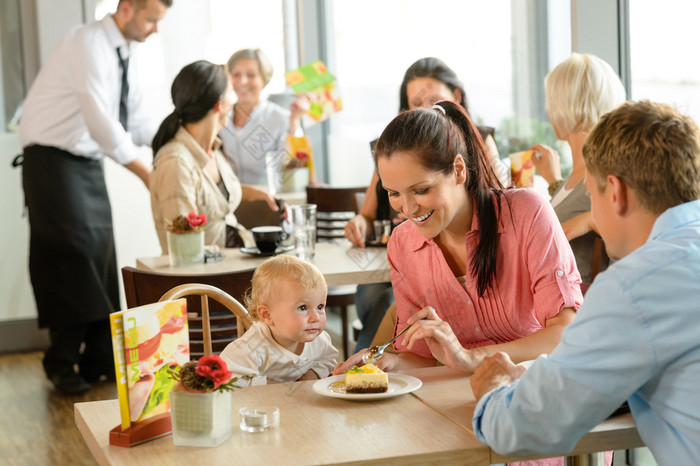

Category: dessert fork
[362, 323, 414, 365]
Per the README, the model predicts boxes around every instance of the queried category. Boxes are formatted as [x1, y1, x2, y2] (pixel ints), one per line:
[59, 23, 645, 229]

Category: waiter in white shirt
[18, 0, 172, 395]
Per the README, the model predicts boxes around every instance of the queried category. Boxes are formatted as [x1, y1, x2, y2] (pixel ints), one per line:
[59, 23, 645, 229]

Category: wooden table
[75, 366, 642, 465]
[408, 366, 645, 464]
[136, 240, 390, 288]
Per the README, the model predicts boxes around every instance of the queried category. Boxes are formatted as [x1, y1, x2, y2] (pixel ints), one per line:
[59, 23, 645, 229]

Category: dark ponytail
[374, 101, 503, 296]
[152, 60, 228, 157]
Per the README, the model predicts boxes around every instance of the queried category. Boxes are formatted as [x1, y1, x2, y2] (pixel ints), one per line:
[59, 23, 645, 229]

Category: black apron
[22, 145, 120, 328]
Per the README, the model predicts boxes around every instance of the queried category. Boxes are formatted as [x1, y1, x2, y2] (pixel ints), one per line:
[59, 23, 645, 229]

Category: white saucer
[241, 244, 295, 257]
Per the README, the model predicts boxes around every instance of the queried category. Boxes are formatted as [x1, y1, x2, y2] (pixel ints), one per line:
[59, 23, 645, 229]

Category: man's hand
[470, 352, 526, 401]
[125, 159, 151, 188]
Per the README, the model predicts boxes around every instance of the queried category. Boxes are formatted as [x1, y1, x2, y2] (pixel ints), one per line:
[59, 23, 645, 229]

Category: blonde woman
[531, 53, 626, 284]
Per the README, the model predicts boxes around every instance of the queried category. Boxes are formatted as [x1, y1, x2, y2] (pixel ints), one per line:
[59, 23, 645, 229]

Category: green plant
[493, 117, 572, 179]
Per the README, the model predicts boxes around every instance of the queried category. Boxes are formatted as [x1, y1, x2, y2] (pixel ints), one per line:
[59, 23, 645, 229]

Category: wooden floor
[0, 351, 116, 465]
[0, 314, 350, 465]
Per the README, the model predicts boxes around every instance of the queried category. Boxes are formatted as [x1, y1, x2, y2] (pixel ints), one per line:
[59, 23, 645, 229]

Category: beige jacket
[150, 127, 243, 253]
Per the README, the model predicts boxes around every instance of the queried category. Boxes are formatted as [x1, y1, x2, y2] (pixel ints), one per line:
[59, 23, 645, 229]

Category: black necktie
[116, 47, 129, 130]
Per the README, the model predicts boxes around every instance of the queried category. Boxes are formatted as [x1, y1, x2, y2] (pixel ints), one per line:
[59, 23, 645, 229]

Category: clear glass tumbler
[291, 204, 317, 261]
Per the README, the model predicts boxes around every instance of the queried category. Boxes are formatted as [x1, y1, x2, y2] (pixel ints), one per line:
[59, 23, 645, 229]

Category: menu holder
[109, 413, 172, 447]
[107, 298, 190, 447]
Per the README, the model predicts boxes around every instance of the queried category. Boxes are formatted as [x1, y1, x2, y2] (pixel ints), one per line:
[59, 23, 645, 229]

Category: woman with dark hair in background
[345, 57, 510, 352]
[150, 60, 277, 253]
[336, 101, 581, 384]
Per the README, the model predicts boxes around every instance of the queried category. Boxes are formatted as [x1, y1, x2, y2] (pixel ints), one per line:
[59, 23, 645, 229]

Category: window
[326, 0, 571, 185]
[629, 0, 700, 123]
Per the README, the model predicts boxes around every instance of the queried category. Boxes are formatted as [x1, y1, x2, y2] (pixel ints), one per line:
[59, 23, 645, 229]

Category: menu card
[109, 299, 190, 430]
[284, 61, 342, 123]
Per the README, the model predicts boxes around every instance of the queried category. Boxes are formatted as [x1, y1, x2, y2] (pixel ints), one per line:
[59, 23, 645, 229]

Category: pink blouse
[388, 189, 582, 359]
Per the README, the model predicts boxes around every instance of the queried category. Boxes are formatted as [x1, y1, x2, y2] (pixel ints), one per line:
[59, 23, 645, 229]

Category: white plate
[312, 373, 422, 400]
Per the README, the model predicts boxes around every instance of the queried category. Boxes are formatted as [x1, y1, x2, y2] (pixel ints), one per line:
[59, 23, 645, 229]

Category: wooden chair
[369, 302, 397, 353]
[234, 198, 285, 230]
[159, 283, 252, 357]
[306, 185, 367, 240]
[306, 185, 368, 357]
[581, 236, 608, 296]
[121, 266, 256, 359]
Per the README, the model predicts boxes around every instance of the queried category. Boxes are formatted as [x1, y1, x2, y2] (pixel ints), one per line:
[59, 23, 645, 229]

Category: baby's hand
[297, 369, 320, 381]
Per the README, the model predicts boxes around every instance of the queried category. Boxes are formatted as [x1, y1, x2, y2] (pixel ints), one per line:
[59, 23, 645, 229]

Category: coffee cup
[251, 226, 288, 254]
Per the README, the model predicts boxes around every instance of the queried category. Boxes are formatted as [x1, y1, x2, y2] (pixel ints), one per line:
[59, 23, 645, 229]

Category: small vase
[170, 388, 232, 447]
[167, 231, 204, 266]
[281, 167, 309, 193]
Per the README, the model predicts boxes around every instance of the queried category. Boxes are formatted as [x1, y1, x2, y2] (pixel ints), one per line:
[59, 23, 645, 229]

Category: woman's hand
[289, 94, 311, 134]
[241, 185, 280, 212]
[332, 350, 399, 375]
[562, 211, 598, 241]
[530, 143, 562, 186]
[344, 214, 368, 247]
[402, 307, 479, 372]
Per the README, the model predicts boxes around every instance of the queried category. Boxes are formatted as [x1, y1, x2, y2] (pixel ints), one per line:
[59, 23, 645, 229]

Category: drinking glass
[290, 204, 317, 261]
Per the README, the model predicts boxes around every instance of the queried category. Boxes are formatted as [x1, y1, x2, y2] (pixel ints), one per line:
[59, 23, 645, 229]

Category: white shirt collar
[102, 14, 130, 57]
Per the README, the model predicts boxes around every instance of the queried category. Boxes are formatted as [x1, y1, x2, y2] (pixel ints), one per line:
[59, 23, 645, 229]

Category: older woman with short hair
[531, 53, 626, 284]
[219, 48, 310, 186]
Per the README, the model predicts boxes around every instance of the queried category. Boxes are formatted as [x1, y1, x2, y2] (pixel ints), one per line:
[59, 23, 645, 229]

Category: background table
[137, 241, 390, 288]
[75, 366, 642, 465]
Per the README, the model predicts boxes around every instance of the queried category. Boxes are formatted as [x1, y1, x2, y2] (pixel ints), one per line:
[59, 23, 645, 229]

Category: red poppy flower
[195, 355, 232, 388]
[186, 211, 207, 229]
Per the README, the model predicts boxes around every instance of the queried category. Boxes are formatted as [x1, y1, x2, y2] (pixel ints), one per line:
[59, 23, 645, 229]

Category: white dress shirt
[19, 15, 157, 165]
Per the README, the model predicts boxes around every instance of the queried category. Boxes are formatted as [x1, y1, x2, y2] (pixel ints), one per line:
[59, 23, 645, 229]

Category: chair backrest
[159, 283, 253, 357]
[121, 266, 256, 358]
[369, 302, 397, 353]
[234, 198, 285, 229]
[305, 186, 367, 240]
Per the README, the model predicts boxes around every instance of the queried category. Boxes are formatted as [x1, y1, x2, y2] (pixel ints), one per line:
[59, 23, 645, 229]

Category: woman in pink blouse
[335, 101, 582, 374]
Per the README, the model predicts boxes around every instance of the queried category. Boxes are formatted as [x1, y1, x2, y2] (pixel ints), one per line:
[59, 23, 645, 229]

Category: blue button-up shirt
[473, 199, 700, 465]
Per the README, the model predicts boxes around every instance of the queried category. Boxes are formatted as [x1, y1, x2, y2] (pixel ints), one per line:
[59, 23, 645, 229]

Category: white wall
[0, 133, 34, 320]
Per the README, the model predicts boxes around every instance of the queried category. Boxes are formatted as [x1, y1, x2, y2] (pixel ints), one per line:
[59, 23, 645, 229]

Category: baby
[220, 255, 338, 385]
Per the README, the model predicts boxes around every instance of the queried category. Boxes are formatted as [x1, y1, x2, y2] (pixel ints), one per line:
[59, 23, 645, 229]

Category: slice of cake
[344, 364, 388, 393]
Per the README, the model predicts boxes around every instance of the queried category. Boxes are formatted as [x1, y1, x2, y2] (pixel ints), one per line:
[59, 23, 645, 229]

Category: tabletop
[75, 366, 642, 465]
[75, 367, 489, 465]
[136, 240, 390, 288]
[406, 366, 645, 463]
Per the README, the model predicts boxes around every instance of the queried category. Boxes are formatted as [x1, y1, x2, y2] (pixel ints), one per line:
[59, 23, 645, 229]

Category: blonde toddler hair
[245, 255, 327, 320]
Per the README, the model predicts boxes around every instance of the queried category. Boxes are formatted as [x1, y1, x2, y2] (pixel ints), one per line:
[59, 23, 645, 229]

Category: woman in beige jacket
[150, 60, 277, 252]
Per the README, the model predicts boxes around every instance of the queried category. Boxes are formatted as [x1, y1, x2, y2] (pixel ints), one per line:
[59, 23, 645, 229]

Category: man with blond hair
[469, 100, 700, 464]
[19, 0, 172, 395]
